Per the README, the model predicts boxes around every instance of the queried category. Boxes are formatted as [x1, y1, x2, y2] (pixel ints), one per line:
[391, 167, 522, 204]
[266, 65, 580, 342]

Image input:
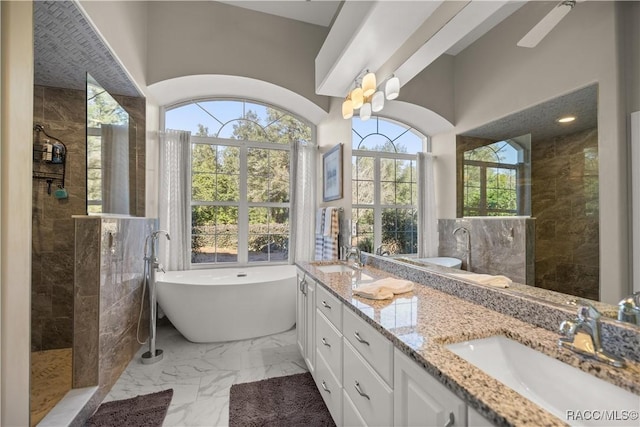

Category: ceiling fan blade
[517, 1, 575, 48]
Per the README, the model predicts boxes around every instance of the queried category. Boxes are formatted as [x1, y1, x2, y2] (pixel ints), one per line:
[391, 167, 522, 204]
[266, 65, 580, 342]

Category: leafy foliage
[190, 104, 309, 262]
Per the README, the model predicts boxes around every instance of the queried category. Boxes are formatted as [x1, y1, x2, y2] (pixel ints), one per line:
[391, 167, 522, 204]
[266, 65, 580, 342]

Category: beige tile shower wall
[32, 85, 146, 352]
[73, 217, 154, 400]
[532, 128, 599, 300]
[438, 217, 534, 285]
[32, 86, 87, 351]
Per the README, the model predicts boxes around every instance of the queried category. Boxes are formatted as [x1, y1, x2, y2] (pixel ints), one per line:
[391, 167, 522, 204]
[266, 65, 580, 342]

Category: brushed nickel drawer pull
[354, 381, 370, 400]
[321, 380, 331, 393]
[354, 331, 370, 345]
[321, 337, 331, 347]
[444, 412, 455, 427]
[322, 300, 332, 309]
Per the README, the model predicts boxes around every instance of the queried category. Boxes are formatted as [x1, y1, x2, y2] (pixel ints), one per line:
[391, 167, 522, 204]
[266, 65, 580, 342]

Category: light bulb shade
[351, 87, 364, 109]
[371, 90, 385, 112]
[362, 72, 377, 97]
[360, 102, 372, 121]
[342, 98, 354, 119]
[385, 76, 400, 100]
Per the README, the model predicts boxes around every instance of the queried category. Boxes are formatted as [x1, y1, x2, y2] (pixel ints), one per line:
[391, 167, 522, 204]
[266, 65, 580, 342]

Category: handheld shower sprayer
[140, 229, 171, 364]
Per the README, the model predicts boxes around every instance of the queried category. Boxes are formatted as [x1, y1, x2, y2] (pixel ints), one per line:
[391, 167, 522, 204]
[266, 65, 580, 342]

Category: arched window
[351, 116, 424, 255]
[462, 138, 528, 216]
[165, 99, 312, 265]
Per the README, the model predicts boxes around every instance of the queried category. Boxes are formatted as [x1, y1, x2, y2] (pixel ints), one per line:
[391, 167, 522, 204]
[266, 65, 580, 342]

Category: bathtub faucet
[141, 229, 170, 365]
[145, 230, 171, 272]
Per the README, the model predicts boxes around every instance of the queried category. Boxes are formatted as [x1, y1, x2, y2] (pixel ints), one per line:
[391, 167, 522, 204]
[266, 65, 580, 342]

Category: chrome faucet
[345, 246, 362, 269]
[453, 226, 471, 271]
[618, 291, 640, 326]
[375, 244, 390, 256]
[141, 229, 171, 364]
[144, 230, 171, 273]
[559, 302, 625, 368]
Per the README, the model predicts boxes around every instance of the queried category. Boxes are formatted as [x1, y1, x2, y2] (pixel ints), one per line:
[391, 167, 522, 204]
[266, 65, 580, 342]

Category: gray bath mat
[85, 389, 173, 427]
[229, 372, 335, 426]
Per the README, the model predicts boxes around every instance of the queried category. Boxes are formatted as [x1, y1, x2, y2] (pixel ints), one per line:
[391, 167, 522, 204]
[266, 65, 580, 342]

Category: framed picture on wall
[323, 143, 343, 202]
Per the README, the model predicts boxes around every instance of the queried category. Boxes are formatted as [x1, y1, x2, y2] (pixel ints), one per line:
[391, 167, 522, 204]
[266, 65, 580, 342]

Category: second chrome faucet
[559, 302, 625, 368]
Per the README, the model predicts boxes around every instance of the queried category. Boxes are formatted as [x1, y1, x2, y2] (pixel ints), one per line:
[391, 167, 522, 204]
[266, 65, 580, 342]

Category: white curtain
[101, 124, 130, 214]
[290, 141, 317, 262]
[159, 129, 191, 271]
[417, 152, 438, 258]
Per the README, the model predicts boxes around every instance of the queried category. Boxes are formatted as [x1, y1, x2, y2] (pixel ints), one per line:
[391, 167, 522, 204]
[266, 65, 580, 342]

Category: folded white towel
[450, 273, 512, 288]
[353, 278, 415, 300]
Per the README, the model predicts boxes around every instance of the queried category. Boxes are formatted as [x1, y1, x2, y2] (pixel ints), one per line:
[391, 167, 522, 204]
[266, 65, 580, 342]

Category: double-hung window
[165, 99, 311, 265]
[351, 117, 424, 255]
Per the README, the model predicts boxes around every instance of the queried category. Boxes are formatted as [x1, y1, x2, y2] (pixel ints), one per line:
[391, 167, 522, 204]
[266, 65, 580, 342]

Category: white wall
[1, 1, 33, 424]
[432, 1, 627, 303]
[146, 0, 330, 112]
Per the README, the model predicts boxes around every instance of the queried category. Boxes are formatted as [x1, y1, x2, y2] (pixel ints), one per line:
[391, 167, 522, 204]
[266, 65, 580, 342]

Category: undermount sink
[315, 264, 355, 273]
[447, 335, 639, 426]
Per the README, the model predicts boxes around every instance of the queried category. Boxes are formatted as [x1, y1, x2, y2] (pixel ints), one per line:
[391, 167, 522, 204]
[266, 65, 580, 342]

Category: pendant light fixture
[360, 99, 372, 121]
[351, 87, 364, 110]
[342, 94, 354, 119]
[343, 70, 400, 120]
[362, 71, 377, 97]
[385, 75, 400, 100]
[371, 90, 385, 112]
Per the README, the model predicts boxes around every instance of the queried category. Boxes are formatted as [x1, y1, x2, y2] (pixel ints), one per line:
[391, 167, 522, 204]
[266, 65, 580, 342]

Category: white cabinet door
[394, 349, 467, 427]
[304, 278, 316, 374]
[467, 406, 494, 427]
[296, 272, 306, 357]
[315, 351, 343, 426]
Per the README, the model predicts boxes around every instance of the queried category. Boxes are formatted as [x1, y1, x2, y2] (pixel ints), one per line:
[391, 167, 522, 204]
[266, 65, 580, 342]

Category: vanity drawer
[343, 306, 394, 385]
[343, 390, 367, 427]
[316, 284, 343, 330]
[314, 351, 342, 426]
[315, 309, 343, 382]
[343, 339, 393, 427]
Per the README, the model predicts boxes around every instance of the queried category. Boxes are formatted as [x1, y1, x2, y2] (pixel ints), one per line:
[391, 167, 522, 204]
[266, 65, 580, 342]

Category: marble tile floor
[104, 323, 307, 426]
[31, 348, 73, 426]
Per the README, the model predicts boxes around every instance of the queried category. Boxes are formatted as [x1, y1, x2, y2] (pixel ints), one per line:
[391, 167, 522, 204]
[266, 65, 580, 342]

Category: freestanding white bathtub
[156, 265, 297, 343]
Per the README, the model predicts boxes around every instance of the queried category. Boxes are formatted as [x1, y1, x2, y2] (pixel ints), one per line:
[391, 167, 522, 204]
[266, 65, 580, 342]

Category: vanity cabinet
[314, 285, 344, 425]
[394, 348, 467, 427]
[344, 339, 394, 426]
[467, 407, 494, 427]
[296, 270, 316, 374]
[298, 268, 474, 427]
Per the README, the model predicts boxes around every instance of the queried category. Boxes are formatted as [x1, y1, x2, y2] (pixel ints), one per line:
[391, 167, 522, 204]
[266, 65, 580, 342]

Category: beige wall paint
[432, 1, 627, 303]
[399, 54, 455, 124]
[145, 1, 330, 112]
[317, 98, 352, 212]
[1, 1, 33, 424]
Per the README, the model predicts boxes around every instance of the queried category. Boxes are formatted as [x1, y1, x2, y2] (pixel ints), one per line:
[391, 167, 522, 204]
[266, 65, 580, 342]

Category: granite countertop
[296, 261, 640, 427]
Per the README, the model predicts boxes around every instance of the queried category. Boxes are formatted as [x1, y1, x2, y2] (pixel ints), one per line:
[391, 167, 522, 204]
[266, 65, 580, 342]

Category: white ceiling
[217, 0, 342, 27]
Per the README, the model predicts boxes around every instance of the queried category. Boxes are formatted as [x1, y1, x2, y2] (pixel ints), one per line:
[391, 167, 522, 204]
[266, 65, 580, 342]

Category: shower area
[30, 1, 151, 424]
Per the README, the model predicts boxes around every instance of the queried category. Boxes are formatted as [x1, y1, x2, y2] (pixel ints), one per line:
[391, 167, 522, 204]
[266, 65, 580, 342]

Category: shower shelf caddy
[32, 124, 67, 194]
